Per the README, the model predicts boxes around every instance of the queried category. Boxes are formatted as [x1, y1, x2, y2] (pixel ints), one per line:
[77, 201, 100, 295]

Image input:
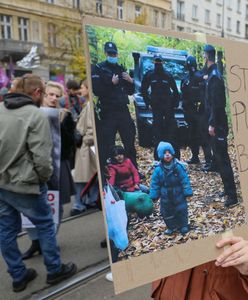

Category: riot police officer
[181, 56, 212, 165]
[91, 42, 137, 170]
[141, 55, 180, 159]
[203, 44, 238, 208]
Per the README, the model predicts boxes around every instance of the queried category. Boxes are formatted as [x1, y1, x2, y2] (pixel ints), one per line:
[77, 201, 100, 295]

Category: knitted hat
[157, 142, 175, 160]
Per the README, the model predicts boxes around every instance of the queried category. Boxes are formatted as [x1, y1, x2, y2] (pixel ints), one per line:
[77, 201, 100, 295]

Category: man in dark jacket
[92, 42, 137, 170]
[203, 45, 238, 208]
[0, 74, 76, 292]
[141, 55, 180, 159]
[181, 56, 212, 165]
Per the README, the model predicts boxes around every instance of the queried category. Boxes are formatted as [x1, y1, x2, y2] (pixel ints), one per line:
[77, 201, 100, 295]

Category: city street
[0, 204, 151, 300]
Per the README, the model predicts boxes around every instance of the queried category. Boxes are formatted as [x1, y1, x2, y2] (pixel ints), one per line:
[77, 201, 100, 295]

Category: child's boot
[164, 228, 176, 235]
[180, 226, 190, 235]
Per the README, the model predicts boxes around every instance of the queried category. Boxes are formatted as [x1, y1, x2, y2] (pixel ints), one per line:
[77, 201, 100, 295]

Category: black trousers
[211, 132, 237, 198]
[96, 108, 137, 171]
[152, 107, 180, 159]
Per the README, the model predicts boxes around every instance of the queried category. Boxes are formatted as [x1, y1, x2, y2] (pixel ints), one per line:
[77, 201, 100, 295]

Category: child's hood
[157, 142, 175, 160]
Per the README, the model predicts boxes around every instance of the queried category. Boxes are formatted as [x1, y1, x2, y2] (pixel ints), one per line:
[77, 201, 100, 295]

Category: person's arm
[141, 72, 151, 109]
[128, 159, 140, 185]
[216, 237, 248, 275]
[177, 164, 193, 197]
[169, 74, 180, 107]
[108, 165, 117, 187]
[81, 104, 94, 146]
[149, 168, 161, 200]
[91, 64, 113, 97]
[208, 77, 225, 136]
[28, 110, 53, 182]
[216, 236, 248, 293]
[122, 72, 135, 95]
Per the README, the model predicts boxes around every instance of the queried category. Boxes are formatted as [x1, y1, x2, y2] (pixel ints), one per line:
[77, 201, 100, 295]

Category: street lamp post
[221, 0, 225, 37]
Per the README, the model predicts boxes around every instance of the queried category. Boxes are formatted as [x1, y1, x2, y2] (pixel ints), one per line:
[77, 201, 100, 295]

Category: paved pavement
[0, 203, 152, 300]
[0, 205, 107, 300]
[56, 272, 151, 300]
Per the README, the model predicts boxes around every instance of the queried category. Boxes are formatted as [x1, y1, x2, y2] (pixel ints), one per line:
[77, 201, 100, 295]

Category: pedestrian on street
[22, 80, 76, 259]
[71, 79, 97, 216]
[0, 74, 76, 292]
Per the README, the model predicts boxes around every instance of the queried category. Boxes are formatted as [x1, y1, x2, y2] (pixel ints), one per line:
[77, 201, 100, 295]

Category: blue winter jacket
[150, 159, 193, 202]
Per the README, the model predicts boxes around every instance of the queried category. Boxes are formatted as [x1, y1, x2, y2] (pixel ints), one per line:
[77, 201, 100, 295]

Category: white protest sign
[21, 190, 59, 228]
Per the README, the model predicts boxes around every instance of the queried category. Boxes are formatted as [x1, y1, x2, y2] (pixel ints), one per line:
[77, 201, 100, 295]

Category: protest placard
[83, 16, 248, 294]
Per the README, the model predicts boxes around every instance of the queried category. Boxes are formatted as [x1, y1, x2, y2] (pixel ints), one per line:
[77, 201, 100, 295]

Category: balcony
[0, 39, 44, 61]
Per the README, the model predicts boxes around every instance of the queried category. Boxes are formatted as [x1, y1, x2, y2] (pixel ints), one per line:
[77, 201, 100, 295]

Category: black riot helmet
[186, 56, 197, 72]
[203, 44, 216, 62]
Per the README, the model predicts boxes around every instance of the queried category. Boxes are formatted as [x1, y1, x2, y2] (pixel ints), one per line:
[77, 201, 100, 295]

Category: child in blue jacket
[150, 142, 193, 235]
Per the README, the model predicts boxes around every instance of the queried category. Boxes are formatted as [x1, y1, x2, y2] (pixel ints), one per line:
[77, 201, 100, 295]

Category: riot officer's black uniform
[181, 56, 212, 165]
[204, 45, 238, 208]
[141, 55, 180, 159]
[91, 42, 136, 170]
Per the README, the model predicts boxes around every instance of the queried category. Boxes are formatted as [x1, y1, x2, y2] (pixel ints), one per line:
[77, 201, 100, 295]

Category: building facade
[0, 0, 172, 84]
[83, 0, 171, 29]
[172, 0, 248, 41]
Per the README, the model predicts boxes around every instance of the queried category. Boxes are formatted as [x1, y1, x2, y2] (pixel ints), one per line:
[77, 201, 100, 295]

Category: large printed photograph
[85, 24, 246, 271]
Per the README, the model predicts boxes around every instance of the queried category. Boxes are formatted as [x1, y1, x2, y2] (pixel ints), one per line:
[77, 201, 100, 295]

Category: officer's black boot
[201, 161, 218, 172]
[225, 196, 239, 208]
[22, 240, 41, 260]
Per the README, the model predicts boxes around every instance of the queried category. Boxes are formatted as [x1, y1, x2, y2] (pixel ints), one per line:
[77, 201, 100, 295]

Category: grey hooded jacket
[0, 93, 53, 194]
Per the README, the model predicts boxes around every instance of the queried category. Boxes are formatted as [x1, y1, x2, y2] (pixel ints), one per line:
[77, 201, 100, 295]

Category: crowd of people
[0, 75, 98, 292]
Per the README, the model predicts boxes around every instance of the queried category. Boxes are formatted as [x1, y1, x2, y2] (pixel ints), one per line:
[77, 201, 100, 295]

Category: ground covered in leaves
[118, 140, 247, 260]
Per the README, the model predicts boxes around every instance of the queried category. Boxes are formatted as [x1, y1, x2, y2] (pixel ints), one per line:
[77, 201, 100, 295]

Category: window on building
[246, 4, 248, 21]
[226, 0, 232, 9]
[0, 14, 12, 39]
[216, 13, 221, 27]
[177, 1, 185, 21]
[18, 17, 29, 41]
[47, 0, 54, 3]
[205, 9, 210, 24]
[216, 0, 222, 5]
[135, 5, 141, 18]
[236, 20, 240, 33]
[48, 23, 57, 47]
[96, 0, 103, 14]
[161, 12, 166, 28]
[177, 26, 184, 31]
[192, 5, 198, 20]
[237, 0, 241, 13]
[227, 17, 231, 31]
[153, 10, 159, 27]
[117, 0, 124, 20]
[73, 0, 80, 9]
